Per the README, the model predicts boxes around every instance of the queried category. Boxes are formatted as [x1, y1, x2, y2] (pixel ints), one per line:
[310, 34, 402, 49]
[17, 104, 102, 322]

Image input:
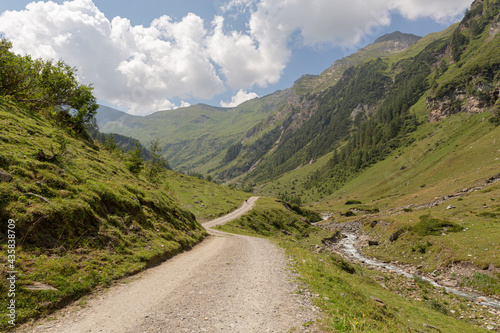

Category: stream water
[338, 233, 500, 309]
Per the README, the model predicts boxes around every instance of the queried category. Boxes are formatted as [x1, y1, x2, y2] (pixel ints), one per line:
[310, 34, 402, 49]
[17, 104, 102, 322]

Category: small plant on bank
[412, 214, 463, 236]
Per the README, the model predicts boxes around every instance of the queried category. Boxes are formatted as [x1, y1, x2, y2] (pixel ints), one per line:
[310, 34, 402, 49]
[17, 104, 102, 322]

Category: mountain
[97, 91, 291, 174]
[96, 0, 499, 198]
[241, 0, 499, 193]
[96, 31, 423, 179]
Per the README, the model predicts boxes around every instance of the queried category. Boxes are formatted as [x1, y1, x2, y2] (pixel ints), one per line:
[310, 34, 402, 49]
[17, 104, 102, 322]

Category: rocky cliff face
[426, 0, 500, 122]
[427, 86, 499, 122]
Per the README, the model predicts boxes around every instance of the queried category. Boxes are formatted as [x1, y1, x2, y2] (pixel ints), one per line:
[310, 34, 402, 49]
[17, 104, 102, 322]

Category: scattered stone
[314, 245, 323, 254]
[321, 231, 343, 246]
[0, 169, 13, 182]
[24, 282, 58, 291]
[370, 296, 385, 307]
[389, 228, 405, 242]
[368, 240, 379, 246]
[487, 325, 495, 330]
[447, 205, 456, 210]
[438, 280, 457, 288]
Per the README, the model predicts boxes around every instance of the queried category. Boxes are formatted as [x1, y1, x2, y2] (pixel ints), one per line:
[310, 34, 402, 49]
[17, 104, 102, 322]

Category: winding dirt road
[18, 197, 317, 332]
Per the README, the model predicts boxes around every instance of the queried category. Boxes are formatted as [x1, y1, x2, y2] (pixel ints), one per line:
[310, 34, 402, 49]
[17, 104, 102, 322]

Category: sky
[0, 0, 472, 115]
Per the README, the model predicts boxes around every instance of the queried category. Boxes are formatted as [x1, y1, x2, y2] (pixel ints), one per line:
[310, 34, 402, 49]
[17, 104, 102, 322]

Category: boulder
[0, 169, 13, 182]
[370, 296, 385, 307]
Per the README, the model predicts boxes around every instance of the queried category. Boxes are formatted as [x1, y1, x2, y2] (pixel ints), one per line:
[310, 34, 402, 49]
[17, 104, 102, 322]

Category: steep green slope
[296, 31, 421, 94]
[0, 98, 211, 328]
[250, 0, 500, 198]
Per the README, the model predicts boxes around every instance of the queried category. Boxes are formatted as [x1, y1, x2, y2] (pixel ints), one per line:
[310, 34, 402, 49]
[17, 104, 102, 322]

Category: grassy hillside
[311, 110, 500, 286]
[254, 0, 499, 199]
[97, 89, 292, 175]
[0, 95, 249, 329]
[217, 198, 489, 332]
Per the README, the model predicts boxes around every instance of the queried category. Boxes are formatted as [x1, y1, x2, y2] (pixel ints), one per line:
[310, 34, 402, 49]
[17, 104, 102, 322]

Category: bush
[126, 143, 144, 175]
[0, 38, 98, 133]
[345, 199, 362, 205]
[413, 215, 463, 236]
[429, 300, 448, 315]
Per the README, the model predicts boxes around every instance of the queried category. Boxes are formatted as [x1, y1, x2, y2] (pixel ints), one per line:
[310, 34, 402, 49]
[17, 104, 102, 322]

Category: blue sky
[0, 0, 471, 114]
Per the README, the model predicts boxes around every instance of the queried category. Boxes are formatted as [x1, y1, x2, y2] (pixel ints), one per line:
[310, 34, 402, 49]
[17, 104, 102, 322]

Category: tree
[104, 134, 118, 151]
[451, 29, 468, 63]
[469, 19, 481, 37]
[148, 138, 169, 180]
[126, 143, 144, 175]
[0, 37, 98, 132]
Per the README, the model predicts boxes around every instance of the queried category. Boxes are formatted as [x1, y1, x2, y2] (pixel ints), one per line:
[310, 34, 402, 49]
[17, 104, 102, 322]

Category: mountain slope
[244, 0, 500, 197]
[97, 90, 292, 174]
[0, 95, 249, 328]
[96, 32, 423, 180]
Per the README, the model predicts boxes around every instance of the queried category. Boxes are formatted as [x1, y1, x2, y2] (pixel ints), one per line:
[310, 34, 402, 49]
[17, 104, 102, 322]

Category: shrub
[413, 215, 463, 236]
[345, 199, 362, 205]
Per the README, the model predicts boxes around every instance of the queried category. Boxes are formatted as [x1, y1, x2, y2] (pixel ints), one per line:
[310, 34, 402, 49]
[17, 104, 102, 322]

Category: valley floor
[15, 198, 318, 333]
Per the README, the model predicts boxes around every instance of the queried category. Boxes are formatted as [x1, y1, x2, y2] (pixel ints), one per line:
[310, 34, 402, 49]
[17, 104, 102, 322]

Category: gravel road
[18, 197, 318, 332]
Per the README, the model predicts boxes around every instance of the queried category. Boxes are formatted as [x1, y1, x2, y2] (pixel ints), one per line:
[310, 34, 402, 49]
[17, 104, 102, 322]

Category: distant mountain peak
[374, 31, 422, 45]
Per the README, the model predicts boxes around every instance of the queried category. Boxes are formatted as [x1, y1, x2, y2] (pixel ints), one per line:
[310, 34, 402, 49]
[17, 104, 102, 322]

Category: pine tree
[126, 142, 143, 175]
[148, 138, 168, 180]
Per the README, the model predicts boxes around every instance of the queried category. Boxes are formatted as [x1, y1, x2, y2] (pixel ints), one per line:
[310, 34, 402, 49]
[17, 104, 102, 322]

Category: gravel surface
[17, 197, 318, 333]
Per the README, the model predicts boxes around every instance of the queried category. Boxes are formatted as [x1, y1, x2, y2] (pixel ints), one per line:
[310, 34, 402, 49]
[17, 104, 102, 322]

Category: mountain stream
[338, 233, 500, 309]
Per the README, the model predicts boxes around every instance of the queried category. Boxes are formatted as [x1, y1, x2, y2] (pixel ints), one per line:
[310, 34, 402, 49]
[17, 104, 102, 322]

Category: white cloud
[0, 0, 470, 114]
[220, 0, 256, 13]
[245, 0, 469, 48]
[0, 0, 224, 115]
[207, 16, 289, 89]
[392, 0, 472, 22]
[221, 89, 259, 107]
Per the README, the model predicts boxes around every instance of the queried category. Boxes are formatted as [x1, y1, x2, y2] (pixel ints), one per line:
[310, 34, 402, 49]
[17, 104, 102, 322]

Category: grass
[0, 98, 248, 330]
[215, 196, 319, 238]
[412, 214, 463, 236]
[217, 198, 488, 332]
[164, 170, 250, 221]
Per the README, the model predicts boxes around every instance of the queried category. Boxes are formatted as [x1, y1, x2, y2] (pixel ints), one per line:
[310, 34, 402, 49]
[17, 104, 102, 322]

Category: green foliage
[412, 215, 463, 236]
[469, 19, 482, 38]
[221, 142, 242, 164]
[279, 191, 303, 206]
[126, 143, 144, 175]
[90, 131, 152, 160]
[345, 200, 362, 205]
[411, 241, 433, 254]
[451, 29, 469, 63]
[461, 272, 500, 295]
[0, 38, 97, 133]
[490, 106, 500, 126]
[0, 100, 208, 328]
[429, 300, 449, 315]
[147, 138, 169, 180]
[104, 133, 118, 151]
